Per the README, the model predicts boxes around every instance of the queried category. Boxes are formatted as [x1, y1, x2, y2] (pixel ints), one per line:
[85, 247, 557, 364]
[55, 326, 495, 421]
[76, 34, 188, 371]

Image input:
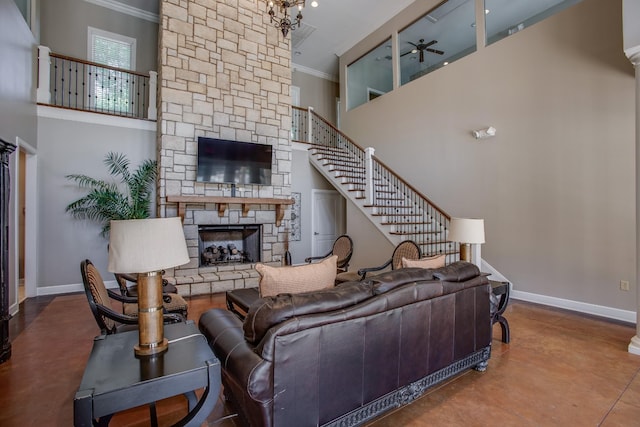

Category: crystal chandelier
[268, 0, 309, 38]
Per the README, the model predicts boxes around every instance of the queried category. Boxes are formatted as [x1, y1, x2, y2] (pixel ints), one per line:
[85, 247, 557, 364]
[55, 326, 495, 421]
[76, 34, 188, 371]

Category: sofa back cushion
[256, 255, 337, 298]
[431, 261, 480, 282]
[401, 254, 446, 269]
[368, 268, 436, 295]
[244, 281, 373, 344]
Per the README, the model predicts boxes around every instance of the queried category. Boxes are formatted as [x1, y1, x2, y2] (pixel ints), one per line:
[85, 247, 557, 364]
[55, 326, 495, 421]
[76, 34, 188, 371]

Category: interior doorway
[18, 150, 25, 303]
[311, 190, 345, 258]
[12, 139, 37, 313]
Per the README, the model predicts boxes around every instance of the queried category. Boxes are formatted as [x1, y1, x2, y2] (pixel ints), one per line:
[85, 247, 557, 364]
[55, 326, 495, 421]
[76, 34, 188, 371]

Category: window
[346, 38, 393, 110]
[87, 27, 137, 114]
[399, 0, 476, 86]
[13, 0, 31, 26]
[485, 0, 583, 45]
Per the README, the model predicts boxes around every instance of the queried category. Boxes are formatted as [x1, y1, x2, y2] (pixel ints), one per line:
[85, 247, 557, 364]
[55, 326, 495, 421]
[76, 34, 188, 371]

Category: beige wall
[0, 0, 36, 146]
[340, 0, 636, 311]
[292, 70, 339, 124]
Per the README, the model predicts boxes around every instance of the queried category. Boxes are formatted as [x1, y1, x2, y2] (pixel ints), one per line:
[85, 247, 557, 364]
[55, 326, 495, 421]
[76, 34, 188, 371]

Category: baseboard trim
[480, 259, 635, 324]
[511, 290, 636, 324]
[36, 280, 118, 296]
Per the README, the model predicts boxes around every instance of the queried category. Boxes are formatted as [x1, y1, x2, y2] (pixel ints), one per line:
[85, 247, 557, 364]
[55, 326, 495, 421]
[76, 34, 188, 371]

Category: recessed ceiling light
[443, 62, 449, 66]
[485, 9, 490, 14]
[311, 1, 318, 7]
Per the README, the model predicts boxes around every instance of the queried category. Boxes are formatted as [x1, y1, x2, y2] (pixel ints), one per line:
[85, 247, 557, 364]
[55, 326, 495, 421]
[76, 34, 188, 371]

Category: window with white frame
[87, 27, 137, 114]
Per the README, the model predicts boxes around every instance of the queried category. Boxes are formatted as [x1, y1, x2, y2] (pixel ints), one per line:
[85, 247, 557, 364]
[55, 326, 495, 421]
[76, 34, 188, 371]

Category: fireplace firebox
[198, 225, 261, 267]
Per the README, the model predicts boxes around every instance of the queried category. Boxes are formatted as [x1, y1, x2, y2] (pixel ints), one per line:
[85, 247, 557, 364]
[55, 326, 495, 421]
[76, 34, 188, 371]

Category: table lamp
[448, 218, 485, 264]
[108, 217, 189, 357]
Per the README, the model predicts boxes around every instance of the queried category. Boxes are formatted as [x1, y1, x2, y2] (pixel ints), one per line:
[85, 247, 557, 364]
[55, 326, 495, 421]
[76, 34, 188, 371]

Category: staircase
[292, 106, 459, 262]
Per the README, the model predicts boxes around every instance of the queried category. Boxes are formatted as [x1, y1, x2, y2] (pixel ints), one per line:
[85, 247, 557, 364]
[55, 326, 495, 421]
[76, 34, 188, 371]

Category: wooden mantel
[166, 196, 294, 227]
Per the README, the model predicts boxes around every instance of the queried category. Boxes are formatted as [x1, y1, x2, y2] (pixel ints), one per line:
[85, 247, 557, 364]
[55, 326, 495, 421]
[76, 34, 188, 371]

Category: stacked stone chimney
[158, 0, 292, 295]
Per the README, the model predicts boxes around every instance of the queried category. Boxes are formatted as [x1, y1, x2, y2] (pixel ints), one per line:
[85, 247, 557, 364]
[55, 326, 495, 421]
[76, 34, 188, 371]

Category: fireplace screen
[198, 225, 261, 266]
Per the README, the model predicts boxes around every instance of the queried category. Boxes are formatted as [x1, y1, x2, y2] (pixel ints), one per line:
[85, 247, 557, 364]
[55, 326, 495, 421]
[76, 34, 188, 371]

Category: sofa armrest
[199, 309, 271, 402]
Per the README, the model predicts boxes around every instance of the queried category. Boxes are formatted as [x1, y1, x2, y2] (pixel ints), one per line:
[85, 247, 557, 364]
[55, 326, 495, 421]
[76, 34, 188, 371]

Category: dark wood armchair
[114, 271, 178, 297]
[358, 240, 422, 280]
[81, 259, 184, 335]
[114, 272, 188, 318]
[305, 234, 354, 273]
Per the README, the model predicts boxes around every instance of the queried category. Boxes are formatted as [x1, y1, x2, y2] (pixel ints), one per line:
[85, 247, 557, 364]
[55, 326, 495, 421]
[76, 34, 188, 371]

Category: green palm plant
[65, 152, 157, 237]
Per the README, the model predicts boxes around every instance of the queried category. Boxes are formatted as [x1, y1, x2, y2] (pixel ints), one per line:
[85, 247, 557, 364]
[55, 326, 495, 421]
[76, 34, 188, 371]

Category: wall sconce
[472, 126, 496, 139]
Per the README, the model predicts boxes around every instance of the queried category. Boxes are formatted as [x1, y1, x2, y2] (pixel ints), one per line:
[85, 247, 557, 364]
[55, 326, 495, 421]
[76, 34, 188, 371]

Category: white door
[291, 85, 301, 107]
[311, 190, 344, 257]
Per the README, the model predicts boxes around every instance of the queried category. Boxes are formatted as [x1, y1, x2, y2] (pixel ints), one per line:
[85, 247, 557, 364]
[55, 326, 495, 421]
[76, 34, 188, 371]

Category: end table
[74, 320, 220, 426]
[490, 280, 511, 344]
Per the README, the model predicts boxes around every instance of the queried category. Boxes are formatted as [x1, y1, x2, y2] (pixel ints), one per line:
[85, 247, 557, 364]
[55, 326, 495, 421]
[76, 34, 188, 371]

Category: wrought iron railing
[37, 46, 157, 120]
[294, 106, 458, 259]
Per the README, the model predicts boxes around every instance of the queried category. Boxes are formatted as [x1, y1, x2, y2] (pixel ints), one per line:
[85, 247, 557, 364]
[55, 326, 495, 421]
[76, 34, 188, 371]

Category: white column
[628, 51, 640, 355]
[147, 71, 158, 121]
[36, 46, 51, 104]
[365, 147, 375, 206]
[471, 244, 482, 271]
[307, 106, 314, 144]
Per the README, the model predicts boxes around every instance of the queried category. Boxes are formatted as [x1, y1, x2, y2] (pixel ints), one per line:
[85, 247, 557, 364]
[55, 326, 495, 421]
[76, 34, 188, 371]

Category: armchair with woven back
[81, 259, 186, 335]
[334, 240, 423, 283]
[304, 234, 354, 274]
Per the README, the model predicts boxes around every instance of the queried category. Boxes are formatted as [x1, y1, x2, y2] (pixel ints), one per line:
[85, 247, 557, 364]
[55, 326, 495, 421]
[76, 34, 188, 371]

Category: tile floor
[1, 292, 639, 426]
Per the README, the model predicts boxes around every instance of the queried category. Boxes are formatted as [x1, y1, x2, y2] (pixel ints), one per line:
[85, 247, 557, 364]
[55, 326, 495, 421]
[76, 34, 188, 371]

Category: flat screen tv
[197, 137, 272, 185]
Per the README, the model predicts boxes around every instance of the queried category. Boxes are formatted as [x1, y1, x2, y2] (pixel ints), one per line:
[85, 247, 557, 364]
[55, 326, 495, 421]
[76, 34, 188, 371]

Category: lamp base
[134, 272, 168, 357]
[459, 243, 471, 262]
[135, 338, 168, 357]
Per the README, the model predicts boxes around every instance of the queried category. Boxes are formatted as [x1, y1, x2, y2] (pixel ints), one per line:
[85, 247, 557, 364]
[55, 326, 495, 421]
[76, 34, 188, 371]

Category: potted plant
[65, 152, 157, 238]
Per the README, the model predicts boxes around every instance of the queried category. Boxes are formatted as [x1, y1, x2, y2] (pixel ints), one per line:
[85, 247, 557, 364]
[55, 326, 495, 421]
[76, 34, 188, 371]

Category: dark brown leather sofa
[199, 261, 492, 427]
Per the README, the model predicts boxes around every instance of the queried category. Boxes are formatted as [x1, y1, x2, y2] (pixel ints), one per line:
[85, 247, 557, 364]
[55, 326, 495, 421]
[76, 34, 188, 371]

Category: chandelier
[268, 1, 316, 38]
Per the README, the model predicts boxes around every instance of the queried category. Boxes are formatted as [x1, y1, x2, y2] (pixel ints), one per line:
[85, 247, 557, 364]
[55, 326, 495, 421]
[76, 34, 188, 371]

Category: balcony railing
[36, 46, 157, 121]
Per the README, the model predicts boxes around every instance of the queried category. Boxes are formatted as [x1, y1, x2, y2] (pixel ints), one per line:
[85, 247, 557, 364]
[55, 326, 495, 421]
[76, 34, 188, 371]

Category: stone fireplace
[157, 0, 293, 296]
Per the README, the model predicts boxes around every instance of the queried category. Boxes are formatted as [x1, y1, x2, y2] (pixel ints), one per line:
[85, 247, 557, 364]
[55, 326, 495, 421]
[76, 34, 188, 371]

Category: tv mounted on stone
[196, 137, 272, 186]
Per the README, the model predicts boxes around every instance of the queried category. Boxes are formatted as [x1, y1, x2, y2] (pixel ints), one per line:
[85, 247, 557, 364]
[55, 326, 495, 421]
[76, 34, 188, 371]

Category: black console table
[490, 280, 511, 343]
[74, 321, 220, 426]
[0, 138, 16, 364]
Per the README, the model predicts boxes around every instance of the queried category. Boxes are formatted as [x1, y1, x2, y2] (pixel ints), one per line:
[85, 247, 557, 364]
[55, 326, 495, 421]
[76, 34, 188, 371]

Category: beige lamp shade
[448, 218, 485, 244]
[108, 217, 190, 274]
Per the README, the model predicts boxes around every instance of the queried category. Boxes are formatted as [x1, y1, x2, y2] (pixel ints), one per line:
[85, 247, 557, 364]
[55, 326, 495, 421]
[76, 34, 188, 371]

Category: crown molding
[292, 62, 338, 82]
[83, 0, 159, 23]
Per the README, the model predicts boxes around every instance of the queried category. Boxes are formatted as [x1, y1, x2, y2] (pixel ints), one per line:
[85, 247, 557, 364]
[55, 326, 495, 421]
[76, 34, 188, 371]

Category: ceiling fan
[401, 39, 444, 63]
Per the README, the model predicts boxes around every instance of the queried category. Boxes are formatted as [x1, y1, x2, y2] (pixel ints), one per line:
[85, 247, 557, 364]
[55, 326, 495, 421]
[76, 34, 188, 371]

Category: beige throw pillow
[402, 254, 446, 269]
[256, 255, 338, 298]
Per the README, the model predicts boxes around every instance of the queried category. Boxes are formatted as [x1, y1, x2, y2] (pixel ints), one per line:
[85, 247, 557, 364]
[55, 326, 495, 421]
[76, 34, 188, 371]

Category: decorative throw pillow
[402, 254, 446, 269]
[256, 255, 338, 298]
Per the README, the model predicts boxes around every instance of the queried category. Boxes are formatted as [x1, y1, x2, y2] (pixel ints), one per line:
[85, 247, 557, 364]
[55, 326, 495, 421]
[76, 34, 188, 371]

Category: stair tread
[390, 231, 442, 235]
[381, 221, 434, 225]
[371, 213, 422, 217]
